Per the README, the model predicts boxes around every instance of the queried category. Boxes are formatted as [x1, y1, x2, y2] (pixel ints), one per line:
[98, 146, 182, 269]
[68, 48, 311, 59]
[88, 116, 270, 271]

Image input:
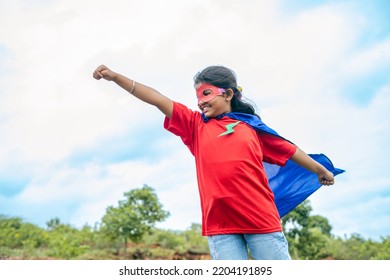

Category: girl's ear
[224, 89, 234, 101]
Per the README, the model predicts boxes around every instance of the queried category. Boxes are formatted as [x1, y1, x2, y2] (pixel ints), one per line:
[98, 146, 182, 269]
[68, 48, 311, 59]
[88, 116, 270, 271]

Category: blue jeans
[207, 232, 291, 260]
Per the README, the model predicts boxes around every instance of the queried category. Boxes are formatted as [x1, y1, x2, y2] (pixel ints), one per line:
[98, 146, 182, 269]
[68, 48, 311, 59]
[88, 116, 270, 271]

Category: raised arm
[93, 65, 174, 118]
[291, 147, 335, 186]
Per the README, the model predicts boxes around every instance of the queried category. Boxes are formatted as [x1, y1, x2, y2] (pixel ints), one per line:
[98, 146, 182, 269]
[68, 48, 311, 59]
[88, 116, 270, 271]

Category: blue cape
[202, 112, 345, 217]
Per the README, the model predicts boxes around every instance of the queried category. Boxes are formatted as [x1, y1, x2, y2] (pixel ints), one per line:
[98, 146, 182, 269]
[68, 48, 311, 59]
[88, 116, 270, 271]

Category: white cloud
[342, 40, 390, 77]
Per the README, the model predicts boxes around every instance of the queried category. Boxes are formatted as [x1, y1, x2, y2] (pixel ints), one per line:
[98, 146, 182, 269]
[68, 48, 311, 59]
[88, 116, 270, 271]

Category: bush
[46, 220, 90, 259]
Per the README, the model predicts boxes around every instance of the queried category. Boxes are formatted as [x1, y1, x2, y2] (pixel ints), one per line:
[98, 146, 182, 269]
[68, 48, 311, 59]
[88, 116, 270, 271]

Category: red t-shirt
[164, 102, 297, 236]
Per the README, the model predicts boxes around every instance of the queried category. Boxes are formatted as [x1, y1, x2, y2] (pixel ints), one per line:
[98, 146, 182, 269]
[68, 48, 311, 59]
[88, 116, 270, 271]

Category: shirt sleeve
[163, 102, 198, 154]
[259, 132, 297, 166]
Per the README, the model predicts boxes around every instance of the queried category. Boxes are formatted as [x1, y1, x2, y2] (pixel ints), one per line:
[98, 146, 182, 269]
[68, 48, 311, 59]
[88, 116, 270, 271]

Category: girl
[93, 65, 340, 260]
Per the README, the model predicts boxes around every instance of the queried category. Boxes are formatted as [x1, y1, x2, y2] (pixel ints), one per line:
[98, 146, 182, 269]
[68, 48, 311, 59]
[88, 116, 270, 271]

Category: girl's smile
[196, 83, 232, 118]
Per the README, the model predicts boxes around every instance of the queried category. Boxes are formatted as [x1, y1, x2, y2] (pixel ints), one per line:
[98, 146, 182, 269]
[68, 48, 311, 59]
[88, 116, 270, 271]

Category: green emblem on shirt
[218, 121, 241, 137]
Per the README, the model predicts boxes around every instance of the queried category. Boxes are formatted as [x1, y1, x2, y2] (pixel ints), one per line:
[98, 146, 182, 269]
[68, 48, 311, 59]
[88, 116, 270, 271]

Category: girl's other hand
[318, 170, 335, 186]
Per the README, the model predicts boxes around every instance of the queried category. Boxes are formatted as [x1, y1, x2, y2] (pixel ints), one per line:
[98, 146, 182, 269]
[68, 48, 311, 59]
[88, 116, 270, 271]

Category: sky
[0, 0, 389, 241]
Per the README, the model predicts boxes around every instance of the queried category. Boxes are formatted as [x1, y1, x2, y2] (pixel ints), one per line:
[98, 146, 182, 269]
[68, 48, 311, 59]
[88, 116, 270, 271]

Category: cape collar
[202, 112, 280, 137]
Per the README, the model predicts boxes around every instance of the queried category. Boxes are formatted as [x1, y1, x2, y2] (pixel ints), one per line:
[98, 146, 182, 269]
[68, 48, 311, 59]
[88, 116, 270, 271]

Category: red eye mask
[196, 84, 225, 102]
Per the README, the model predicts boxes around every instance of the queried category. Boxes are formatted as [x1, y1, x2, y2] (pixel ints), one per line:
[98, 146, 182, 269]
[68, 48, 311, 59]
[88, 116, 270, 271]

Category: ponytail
[230, 87, 261, 119]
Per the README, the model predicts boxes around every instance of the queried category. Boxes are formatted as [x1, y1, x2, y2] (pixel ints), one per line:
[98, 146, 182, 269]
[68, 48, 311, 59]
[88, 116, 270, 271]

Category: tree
[282, 200, 333, 259]
[100, 185, 170, 255]
[46, 217, 61, 230]
[308, 215, 332, 236]
[282, 200, 312, 241]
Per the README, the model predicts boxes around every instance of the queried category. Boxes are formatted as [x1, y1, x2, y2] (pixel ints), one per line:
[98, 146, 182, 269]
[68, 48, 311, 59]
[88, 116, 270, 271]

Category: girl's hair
[193, 65, 260, 118]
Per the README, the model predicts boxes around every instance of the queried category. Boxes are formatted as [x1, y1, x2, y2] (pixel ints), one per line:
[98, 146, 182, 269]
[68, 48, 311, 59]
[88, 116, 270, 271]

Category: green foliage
[100, 185, 170, 254]
[143, 223, 209, 259]
[144, 224, 208, 255]
[282, 201, 389, 260]
[154, 230, 186, 251]
[322, 233, 382, 260]
[375, 236, 390, 260]
[46, 217, 61, 230]
[0, 215, 48, 257]
[182, 223, 209, 254]
[283, 200, 334, 259]
[1, 192, 390, 260]
[0, 246, 13, 258]
[45, 218, 92, 259]
[308, 215, 332, 236]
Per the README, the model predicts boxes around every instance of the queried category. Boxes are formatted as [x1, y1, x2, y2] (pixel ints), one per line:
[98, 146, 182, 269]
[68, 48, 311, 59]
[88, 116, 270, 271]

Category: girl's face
[195, 83, 232, 118]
